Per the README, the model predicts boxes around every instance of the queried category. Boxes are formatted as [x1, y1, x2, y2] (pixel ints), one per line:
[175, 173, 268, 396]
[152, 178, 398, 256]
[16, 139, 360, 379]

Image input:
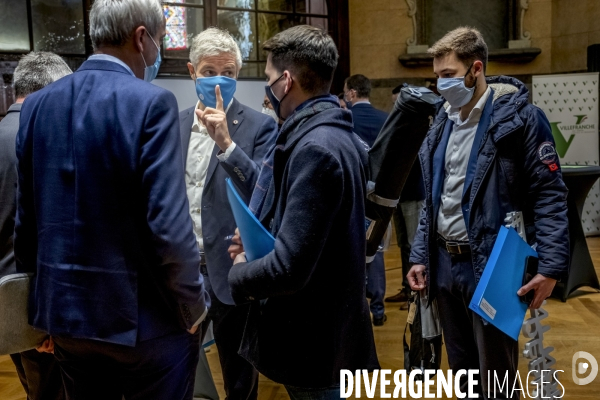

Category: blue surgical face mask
[141, 31, 161, 82]
[436, 63, 475, 108]
[195, 76, 237, 109]
[265, 74, 288, 120]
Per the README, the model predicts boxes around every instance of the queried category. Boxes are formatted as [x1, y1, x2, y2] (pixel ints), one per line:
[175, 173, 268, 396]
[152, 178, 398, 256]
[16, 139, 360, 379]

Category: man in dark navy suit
[14, 1, 209, 399]
[343, 74, 388, 146]
[179, 28, 277, 400]
[343, 74, 389, 326]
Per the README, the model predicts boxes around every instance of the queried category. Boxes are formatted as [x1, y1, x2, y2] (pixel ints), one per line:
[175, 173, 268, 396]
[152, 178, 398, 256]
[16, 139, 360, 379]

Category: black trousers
[53, 330, 199, 400]
[204, 274, 258, 400]
[10, 349, 65, 400]
[435, 244, 519, 400]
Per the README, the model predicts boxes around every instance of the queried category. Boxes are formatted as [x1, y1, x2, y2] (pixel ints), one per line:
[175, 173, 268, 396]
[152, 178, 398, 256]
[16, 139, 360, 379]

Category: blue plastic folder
[225, 178, 275, 261]
[469, 226, 538, 340]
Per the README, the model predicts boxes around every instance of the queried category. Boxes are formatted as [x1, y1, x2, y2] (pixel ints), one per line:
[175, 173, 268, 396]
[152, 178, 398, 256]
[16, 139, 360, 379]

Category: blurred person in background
[344, 73, 389, 326]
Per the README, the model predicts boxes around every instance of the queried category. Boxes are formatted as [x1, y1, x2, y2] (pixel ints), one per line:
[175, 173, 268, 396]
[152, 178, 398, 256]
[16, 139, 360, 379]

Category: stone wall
[551, 0, 600, 73]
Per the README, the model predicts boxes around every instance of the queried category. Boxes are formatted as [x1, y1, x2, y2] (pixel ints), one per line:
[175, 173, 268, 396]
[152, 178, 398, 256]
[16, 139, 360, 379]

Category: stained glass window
[159, 0, 329, 77]
[164, 2, 188, 51]
[162, 0, 205, 59]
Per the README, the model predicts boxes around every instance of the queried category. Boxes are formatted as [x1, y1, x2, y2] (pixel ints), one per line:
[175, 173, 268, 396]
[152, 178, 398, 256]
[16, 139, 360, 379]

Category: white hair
[13, 52, 72, 98]
[90, 0, 164, 50]
[189, 27, 243, 70]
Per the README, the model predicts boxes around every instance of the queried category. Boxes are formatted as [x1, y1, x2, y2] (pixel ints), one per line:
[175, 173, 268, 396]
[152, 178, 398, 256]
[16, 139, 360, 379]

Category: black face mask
[265, 73, 289, 121]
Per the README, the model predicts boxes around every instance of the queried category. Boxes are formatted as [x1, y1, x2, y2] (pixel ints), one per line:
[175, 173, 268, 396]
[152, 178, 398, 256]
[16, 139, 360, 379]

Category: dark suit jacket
[15, 59, 209, 346]
[0, 103, 20, 278]
[179, 99, 277, 305]
[228, 100, 379, 387]
[349, 102, 388, 147]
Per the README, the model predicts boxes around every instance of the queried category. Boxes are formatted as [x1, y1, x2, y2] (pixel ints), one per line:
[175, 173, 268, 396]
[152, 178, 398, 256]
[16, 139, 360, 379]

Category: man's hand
[228, 228, 244, 260]
[36, 337, 54, 354]
[234, 252, 247, 265]
[407, 264, 427, 291]
[517, 274, 557, 309]
[195, 85, 232, 152]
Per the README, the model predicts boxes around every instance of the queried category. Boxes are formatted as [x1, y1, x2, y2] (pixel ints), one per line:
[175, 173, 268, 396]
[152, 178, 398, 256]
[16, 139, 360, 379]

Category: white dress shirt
[186, 100, 234, 251]
[437, 86, 491, 241]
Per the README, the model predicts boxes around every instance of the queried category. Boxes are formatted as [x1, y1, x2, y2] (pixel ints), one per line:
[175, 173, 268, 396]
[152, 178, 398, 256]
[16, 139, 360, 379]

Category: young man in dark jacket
[407, 27, 569, 398]
[227, 25, 379, 399]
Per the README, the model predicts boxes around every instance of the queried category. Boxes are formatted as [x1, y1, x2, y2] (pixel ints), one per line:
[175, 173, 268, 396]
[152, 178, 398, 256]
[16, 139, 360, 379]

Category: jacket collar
[486, 76, 528, 141]
[87, 54, 135, 76]
[277, 98, 353, 152]
[7, 103, 22, 114]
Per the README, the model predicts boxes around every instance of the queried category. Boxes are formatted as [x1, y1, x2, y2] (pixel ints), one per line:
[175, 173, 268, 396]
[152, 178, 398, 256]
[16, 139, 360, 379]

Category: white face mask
[436, 63, 475, 108]
[261, 106, 279, 123]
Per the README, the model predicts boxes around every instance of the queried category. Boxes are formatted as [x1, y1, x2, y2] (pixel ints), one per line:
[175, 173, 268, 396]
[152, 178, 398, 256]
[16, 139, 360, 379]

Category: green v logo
[550, 122, 575, 158]
[575, 115, 588, 124]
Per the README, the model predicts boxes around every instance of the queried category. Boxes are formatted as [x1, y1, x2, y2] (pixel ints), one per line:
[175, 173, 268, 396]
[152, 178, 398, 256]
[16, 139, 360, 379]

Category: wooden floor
[1, 240, 599, 399]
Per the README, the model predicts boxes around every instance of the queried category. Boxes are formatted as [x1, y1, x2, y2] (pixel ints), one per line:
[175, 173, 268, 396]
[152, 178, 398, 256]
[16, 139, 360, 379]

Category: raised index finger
[215, 84, 224, 111]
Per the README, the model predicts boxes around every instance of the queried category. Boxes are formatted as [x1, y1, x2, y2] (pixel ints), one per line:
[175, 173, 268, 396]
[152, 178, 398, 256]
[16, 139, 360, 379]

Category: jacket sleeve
[219, 116, 278, 201]
[14, 99, 37, 274]
[140, 91, 210, 329]
[409, 201, 429, 266]
[409, 151, 429, 266]
[522, 106, 569, 280]
[227, 143, 343, 303]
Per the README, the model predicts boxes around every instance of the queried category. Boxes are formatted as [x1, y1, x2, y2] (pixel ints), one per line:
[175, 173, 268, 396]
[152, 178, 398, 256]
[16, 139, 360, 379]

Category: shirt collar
[446, 86, 491, 125]
[352, 99, 371, 105]
[192, 99, 234, 132]
[88, 54, 135, 76]
[7, 102, 22, 113]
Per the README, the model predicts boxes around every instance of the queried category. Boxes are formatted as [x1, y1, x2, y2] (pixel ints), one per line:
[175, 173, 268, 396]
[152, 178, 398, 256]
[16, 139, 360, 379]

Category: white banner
[533, 72, 600, 234]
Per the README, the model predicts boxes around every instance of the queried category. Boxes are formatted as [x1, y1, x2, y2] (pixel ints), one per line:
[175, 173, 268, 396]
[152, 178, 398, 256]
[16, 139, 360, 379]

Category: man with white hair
[14, 1, 209, 399]
[0, 51, 71, 400]
[179, 27, 277, 400]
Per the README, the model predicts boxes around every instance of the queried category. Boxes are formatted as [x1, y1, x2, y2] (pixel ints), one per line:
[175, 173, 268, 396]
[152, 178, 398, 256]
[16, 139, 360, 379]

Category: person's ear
[187, 62, 196, 80]
[133, 26, 146, 54]
[473, 60, 484, 77]
[284, 70, 293, 94]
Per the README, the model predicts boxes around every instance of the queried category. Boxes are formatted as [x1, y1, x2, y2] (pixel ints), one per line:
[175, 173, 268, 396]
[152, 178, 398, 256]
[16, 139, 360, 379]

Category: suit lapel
[227, 99, 245, 142]
[180, 108, 194, 162]
[205, 99, 244, 186]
